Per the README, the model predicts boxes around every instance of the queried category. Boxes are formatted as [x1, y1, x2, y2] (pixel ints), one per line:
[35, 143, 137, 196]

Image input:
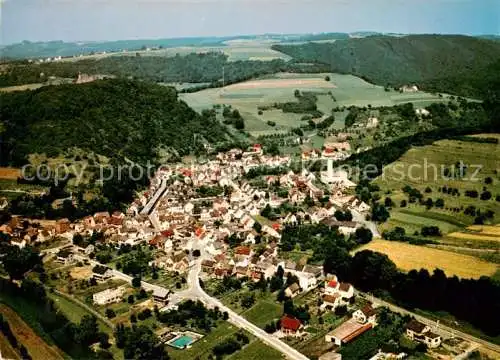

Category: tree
[132, 276, 141, 288]
[325, 75, 331, 81]
[353, 227, 373, 245]
[480, 190, 492, 200]
[2, 245, 42, 280]
[76, 315, 99, 346]
[105, 309, 116, 319]
[233, 118, 245, 130]
[123, 325, 169, 360]
[371, 203, 390, 222]
[73, 233, 84, 246]
[384, 197, 394, 208]
[128, 294, 135, 304]
[241, 294, 255, 309]
[98, 332, 111, 349]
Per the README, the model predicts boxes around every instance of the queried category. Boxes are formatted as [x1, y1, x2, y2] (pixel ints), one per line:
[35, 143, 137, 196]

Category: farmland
[181, 72, 449, 137]
[0, 304, 65, 360]
[0, 167, 21, 180]
[355, 239, 499, 279]
[57, 39, 292, 62]
[375, 138, 500, 234]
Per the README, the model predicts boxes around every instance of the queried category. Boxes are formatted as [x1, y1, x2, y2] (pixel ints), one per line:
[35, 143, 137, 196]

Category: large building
[93, 286, 125, 305]
[325, 319, 373, 346]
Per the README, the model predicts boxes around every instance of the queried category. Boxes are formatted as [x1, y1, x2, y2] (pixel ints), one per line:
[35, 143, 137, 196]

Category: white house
[93, 286, 125, 305]
[338, 282, 354, 301]
[405, 320, 441, 348]
[352, 304, 377, 325]
[321, 294, 342, 310]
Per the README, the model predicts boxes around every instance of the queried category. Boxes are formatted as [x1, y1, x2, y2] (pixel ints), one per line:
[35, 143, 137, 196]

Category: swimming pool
[168, 335, 195, 349]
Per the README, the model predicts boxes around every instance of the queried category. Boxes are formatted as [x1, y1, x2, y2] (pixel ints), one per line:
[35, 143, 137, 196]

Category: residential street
[360, 291, 500, 353]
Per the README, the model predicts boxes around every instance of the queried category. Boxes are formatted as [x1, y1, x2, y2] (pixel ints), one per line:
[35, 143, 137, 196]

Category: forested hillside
[0, 53, 328, 87]
[0, 79, 228, 165]
[272, 35, 500, 98]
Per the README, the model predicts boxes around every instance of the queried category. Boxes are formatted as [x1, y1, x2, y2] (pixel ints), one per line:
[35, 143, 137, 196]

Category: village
[0, 145, 480, 360]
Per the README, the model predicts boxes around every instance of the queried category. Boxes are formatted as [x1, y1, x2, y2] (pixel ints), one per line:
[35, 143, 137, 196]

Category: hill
[0, 79, 229, 166]
[272, 35, 500, 98]
[0, 52, 330, 88]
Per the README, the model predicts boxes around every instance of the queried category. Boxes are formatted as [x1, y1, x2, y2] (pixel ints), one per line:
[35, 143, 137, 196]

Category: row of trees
[324, 249, 500, 335]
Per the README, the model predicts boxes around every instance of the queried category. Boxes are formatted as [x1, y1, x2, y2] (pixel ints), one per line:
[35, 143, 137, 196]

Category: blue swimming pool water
[170, 335, 194, 348]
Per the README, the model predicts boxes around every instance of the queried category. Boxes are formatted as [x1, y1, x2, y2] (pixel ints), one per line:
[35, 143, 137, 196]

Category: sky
[1, 0, 499, 45]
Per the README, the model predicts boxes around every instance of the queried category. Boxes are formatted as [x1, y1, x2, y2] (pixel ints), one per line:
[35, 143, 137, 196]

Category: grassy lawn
[240, 300, 283, 328]
[48, 292, 112, 333]
[47, 292, 124, 359]
[228, 339, 285, 360]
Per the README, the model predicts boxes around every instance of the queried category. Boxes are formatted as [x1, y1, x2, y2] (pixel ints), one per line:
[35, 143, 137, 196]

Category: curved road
[99, 252, 309, 360]
[183, 253, 310, 360]
[359, 291, 500, 354]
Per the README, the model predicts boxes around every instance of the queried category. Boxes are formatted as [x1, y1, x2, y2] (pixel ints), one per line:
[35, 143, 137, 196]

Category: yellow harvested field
[448, 224, 500, 241]
[70, 266, 93, 280]
[355, 240, 499, 279]
[0, 304, 65, 359]
[447, 232, 500, 241]
[0, 167, 21, 180]
[225, 78, 337, 90]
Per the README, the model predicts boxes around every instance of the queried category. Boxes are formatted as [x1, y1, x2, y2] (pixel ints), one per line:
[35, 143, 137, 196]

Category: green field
[375, 137, 500, 266]
[228, 340, 285, 360]
[181, 72, 450, 136]
[240, 300, 283, 328]
[376, 138, 500, 231]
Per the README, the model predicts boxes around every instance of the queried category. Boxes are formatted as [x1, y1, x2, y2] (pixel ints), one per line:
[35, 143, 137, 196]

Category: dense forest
[272, 35, 500, 98]
[0, 79, 228, 165]
[0, 53, 329, 87]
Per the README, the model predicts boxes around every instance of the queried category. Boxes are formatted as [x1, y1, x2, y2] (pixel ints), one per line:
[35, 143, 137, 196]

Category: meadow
[375, 138, 500, 233]
[355, 239, 498, 279]
[181, 72, 450, 137]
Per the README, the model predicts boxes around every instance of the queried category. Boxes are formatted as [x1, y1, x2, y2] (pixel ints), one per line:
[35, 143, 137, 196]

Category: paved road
[360, 291, 500, 354]
[182, 251, 310, 360]
[351, 208, 380, 238]
[99, 248, 309, 360]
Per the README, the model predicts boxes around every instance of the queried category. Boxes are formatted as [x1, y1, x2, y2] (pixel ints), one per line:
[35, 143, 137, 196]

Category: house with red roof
[235, 246, 251, 256]
[325, 277, 339, 295]
[280, 315, 303, 336]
